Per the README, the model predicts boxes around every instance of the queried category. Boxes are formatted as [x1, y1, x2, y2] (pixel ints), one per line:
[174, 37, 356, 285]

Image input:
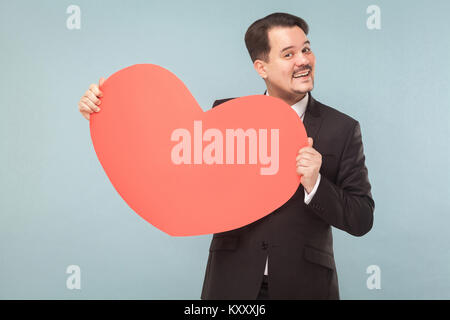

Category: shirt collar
[265, 91, 309, 120]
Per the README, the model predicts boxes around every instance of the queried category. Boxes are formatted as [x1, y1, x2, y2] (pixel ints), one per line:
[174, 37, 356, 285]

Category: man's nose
[294, 52, 309, 67]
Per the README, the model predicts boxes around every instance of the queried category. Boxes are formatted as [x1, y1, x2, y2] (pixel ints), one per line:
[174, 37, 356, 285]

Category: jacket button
[261, 241, 268, 250]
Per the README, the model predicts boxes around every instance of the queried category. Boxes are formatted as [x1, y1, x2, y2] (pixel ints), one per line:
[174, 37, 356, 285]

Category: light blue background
[1, 0, 449, 299]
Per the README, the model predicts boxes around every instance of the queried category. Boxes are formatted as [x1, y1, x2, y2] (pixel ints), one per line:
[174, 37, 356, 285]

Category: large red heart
[90, 64, 307, 236]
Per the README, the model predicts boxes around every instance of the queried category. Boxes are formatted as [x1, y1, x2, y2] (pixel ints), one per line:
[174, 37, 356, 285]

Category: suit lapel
[302, 94, 323, 140]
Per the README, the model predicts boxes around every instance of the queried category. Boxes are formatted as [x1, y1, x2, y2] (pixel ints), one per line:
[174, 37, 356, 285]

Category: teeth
[293, 71, 309, 78]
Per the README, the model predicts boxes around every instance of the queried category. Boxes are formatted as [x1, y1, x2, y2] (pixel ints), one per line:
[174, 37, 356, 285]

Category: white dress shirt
[263, 91, 322, 275]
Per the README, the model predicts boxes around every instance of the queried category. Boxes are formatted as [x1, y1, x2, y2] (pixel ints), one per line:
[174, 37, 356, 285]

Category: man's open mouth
[293, 70, 310, 78]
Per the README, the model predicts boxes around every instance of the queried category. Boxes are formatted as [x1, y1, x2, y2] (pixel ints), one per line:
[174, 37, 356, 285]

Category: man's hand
[78, 77, 105, 120]
[296, 137, 322, 194]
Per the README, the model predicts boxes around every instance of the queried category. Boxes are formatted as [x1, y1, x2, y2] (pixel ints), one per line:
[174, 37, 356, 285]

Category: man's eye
[284, 53, 293, 58]
[303, 47, 311, 53]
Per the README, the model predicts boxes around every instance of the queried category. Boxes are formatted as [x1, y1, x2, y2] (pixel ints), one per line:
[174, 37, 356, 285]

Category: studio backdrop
[1, 0, 449, 299]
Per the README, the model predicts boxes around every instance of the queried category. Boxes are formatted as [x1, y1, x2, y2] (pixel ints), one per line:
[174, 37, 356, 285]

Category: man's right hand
[78, 77, 105, 120]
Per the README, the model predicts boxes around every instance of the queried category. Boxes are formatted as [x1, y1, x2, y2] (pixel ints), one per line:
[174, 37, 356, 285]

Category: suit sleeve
[307, 121, 375, 236]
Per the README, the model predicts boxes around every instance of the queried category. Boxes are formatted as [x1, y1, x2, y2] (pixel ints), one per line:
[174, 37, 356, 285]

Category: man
[78, 12, 374, 300]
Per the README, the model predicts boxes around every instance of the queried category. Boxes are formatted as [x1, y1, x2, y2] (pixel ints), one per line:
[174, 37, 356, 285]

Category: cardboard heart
[90, 64, 307, 236]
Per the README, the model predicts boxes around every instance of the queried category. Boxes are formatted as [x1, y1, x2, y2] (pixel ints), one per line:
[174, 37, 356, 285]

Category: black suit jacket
[200, 94, 375, 300]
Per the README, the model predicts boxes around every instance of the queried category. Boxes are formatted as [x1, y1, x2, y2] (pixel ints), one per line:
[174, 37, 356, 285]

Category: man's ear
[253, 59, 268, 79]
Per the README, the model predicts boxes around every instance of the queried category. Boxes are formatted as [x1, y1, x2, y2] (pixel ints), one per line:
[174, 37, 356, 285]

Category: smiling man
[199, 12, 375, 300]
[77, 12, 374, 301]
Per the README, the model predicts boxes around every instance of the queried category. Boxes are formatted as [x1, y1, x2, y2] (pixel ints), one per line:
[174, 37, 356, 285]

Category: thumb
[99, 77, 105, 87]
[308, 137, 313, 147]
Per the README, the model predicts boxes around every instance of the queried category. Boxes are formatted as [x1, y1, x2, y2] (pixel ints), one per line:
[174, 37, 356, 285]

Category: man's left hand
[296, 137, 322, 194]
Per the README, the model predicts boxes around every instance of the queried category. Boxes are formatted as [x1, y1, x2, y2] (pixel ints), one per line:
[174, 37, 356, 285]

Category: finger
[296, 158, 311, 166]
[79, 100, 95, 114]
[296, 166, 306, 176]
[296, 158, 313, 167]
[85, 89, 101, 105]
[89, 83, 103, 98]
[78, 103, 91, 120]
[297, 147, 316, 156]
[308, 137, 313, 147]
[81, 97, 101, 112]
[296, 153, 314, 162]
[296, 166, 312, 178]
[81, 111, 90, 120]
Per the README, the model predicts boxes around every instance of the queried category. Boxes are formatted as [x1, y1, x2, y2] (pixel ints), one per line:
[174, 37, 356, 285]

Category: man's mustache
[293, 65, 312, 74]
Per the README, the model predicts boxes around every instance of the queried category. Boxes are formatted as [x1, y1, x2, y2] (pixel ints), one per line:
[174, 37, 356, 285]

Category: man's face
[260, 26, 315, 102]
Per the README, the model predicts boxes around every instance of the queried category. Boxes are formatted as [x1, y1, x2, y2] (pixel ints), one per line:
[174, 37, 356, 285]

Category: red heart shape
[90, 64, 308, 236]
